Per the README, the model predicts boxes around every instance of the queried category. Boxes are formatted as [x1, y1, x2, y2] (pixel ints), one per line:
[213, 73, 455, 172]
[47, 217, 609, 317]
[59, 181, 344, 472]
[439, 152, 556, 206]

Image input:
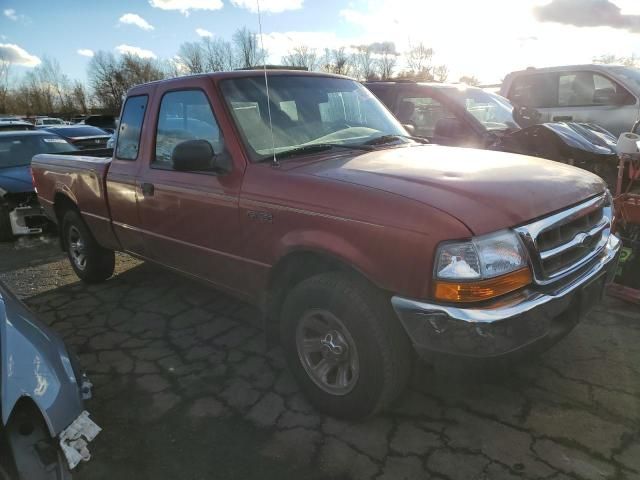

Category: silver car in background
[501, 64, 640, 136]
[0, 281, 99, 479]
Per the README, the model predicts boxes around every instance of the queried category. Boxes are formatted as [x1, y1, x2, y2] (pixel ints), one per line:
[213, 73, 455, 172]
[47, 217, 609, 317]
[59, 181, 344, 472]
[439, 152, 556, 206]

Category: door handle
[140, 182, 155, 196]
[553, 115, 573, 122]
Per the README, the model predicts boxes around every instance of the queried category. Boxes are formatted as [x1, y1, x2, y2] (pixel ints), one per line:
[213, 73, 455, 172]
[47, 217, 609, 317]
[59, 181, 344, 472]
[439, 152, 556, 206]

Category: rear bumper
[392, 234, 621, 360]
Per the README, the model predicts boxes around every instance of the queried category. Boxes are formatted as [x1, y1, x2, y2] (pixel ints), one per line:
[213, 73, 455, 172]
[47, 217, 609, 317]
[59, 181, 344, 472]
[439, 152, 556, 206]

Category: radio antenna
[256, 0, 278, 167]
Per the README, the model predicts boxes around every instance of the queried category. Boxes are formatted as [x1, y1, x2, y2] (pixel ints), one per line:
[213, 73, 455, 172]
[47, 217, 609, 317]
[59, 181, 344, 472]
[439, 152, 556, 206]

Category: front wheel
[62, 209, 115, 283]
[280, 272, 412, 419]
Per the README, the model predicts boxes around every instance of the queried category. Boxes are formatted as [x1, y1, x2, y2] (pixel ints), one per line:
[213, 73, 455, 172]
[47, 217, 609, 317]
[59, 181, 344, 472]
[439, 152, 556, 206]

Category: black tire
[1, 408, 71, 480]
[280, 272, 412, 419]
[0, 204, 14, 242]
[62, 209, 114, 283]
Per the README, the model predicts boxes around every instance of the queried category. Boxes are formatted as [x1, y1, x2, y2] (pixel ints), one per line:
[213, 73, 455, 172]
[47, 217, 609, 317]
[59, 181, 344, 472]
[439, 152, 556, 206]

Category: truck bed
[31, 150, 117, 248]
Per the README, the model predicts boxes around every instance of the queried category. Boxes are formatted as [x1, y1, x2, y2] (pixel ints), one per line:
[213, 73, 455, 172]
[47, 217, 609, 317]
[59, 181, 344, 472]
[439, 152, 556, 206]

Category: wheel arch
[264, 247, 387, 344]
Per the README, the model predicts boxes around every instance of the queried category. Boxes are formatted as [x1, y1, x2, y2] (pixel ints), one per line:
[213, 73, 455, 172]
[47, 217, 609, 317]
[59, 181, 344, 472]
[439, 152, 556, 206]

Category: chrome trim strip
[392, 234, 620, 324]
[539, 218, 608, 261]
[519, 194, 605, 239]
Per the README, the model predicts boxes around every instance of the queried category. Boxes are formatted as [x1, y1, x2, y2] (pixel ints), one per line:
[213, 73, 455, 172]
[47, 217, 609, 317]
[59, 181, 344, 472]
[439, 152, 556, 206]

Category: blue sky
[3, 0, 640, 83]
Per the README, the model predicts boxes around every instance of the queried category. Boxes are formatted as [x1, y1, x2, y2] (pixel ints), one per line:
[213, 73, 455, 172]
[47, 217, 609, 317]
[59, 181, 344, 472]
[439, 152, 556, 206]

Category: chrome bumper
[392, 234, 622, 359]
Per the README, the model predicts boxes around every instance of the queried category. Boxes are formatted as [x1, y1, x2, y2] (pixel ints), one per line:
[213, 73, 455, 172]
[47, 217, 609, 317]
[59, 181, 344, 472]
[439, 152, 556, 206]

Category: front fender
[0, 283, 83, 437]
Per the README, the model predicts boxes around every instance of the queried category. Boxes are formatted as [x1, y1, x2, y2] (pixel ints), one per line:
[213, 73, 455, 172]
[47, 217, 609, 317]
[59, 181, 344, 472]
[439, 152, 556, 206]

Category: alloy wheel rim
[68, 225, 87, 271]
[295, 309, 359, 396]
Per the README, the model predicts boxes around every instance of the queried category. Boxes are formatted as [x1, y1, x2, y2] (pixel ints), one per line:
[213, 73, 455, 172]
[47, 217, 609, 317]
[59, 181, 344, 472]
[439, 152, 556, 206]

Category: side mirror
[402, 124, 416, 135]
[434, 117, 468, 141]
[171, 139, 229, 173]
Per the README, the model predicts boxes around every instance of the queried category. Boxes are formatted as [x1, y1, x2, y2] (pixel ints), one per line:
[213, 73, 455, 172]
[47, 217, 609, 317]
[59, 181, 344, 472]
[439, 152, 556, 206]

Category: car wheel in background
[62, 209, 115, 283]
[280, 272, 412, 419]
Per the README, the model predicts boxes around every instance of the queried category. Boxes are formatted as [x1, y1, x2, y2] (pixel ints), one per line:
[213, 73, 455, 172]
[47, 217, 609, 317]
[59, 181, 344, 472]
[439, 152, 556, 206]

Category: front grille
[515, 194, 612, 285]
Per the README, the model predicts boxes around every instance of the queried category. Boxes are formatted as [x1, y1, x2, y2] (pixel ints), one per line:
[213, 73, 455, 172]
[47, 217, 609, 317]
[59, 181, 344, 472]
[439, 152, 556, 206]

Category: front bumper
[392, 234, 622, 360]
[9, 204, 48, 236]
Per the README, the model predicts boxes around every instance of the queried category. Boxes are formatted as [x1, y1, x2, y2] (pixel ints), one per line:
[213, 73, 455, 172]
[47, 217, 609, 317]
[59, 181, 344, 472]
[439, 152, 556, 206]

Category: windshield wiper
[361, 134, 428, 146]
[258, 143, 373, 162]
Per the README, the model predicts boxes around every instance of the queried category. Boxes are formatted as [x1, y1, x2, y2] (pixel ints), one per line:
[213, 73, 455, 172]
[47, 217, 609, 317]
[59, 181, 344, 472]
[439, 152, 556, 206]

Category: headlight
[434, 230, 532, 303]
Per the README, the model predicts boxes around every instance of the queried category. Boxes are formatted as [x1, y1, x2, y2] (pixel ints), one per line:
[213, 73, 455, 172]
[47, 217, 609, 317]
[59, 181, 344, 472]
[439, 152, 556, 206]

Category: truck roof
[505, 64, 630, 76]
[127, 69, 353, 96]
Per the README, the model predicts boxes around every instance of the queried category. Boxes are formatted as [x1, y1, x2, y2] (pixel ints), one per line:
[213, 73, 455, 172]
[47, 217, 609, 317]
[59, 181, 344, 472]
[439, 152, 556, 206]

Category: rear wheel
[280, 272, 412, 419]
[0, 204, 14, 242]
[62, 209, 114, 283]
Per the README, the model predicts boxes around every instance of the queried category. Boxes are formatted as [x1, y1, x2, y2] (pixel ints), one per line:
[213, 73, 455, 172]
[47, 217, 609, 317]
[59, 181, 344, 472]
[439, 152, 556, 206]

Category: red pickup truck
[32, 70, 621, 419]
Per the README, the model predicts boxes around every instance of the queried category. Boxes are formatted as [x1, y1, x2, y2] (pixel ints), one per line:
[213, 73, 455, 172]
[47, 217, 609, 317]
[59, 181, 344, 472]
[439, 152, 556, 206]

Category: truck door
[135, 77, 247, 297]
[107, 94, 149, 256]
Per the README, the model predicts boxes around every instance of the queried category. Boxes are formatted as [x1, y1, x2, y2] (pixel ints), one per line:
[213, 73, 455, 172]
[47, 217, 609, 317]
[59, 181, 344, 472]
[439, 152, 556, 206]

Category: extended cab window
[154, 90, 223, 168]
[508, 73, 558, 108]
[116, 95, 147, 160]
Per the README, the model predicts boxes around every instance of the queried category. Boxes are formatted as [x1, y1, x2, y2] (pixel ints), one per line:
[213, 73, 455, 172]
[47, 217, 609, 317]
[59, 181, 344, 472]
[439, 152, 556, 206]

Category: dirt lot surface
[1, 237, 639, 480]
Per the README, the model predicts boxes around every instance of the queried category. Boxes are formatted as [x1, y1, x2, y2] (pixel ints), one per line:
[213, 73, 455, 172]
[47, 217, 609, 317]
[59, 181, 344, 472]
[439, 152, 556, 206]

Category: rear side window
[153, 90, 223, 168]
[508, 74, 558, 108]
[558, 72, 635, 107]
[116, 95, 148, 160]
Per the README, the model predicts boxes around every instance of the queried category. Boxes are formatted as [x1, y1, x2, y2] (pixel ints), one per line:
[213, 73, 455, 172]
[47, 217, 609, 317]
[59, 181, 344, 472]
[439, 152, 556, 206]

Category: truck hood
[0, 165, 33, 194]
[301, 145, 606, 235]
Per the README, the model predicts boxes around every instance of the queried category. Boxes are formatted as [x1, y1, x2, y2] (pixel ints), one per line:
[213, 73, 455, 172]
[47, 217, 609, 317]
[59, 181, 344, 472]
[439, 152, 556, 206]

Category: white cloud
[77, 49, 95, 58]
[231, 0, 302, 13]
[338, 0, 640, 83]
[0, 43, 41, 67]
[3, 8, 17, 21]
[196, 28, 213, 37]
[119, 13, 154, 31]
[115, 44, 157, 59]
[148, 0, 222, 15]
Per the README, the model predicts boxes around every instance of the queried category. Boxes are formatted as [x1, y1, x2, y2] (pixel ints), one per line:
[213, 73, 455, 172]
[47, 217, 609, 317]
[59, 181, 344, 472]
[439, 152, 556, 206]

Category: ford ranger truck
[31, 71, 621, 419]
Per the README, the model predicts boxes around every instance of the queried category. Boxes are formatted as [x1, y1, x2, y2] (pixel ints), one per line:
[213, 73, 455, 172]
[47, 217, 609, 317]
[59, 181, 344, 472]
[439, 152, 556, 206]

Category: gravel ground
[1, 236, 639, 480]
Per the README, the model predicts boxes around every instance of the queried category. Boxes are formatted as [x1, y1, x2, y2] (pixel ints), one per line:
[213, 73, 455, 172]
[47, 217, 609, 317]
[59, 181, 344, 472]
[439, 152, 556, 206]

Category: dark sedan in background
[0, 131, 77, 241]
[43, 126, 111, 150]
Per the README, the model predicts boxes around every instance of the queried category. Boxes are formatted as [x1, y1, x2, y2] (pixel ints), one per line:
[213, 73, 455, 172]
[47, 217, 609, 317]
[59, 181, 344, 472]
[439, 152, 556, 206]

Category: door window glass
[116, 95, 147, 160]
[154, 90, 223, 168]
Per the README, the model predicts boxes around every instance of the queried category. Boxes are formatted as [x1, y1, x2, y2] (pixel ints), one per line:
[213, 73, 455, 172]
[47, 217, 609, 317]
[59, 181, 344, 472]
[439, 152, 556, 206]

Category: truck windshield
[220, 75, 408, 161]
[0, 134, 76, 168]
[442, 87, 520, 131]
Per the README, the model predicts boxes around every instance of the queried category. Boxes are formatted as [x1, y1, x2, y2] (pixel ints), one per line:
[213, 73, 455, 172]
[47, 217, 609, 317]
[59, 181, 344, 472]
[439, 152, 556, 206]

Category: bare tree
[70, 80, 89, 113]
[406, 42, 434, 79]
[433, 64, 449, 82]
[203, 37, 238, 72]
[233, 27, 261, 68]
[0, 59, 10, 113]
[377, 42, 399, 80]
[459, 75, 481, 86]
[594, 53, 640, 67]
[177, 42, 205, 74]
[354, 45, 377, 81]
[282, 45, 318, 71]
[89, 51, 165, 112]
[320, 48, 355, 76]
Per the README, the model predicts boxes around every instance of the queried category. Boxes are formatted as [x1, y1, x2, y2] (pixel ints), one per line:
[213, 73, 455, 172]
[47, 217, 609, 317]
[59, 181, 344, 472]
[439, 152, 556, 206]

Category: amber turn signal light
[434, 268, 533, 303]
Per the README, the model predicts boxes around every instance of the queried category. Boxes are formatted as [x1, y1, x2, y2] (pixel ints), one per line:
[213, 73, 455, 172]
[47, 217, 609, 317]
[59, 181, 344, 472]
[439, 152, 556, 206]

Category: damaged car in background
[0, 131, 77, 241]
[366, 81, 620, 187]
[0, 281, 100, 479]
